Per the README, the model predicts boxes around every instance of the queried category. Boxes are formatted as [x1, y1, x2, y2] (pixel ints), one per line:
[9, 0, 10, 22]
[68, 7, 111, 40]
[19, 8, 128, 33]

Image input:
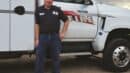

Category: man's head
[44, 0, 53, 8]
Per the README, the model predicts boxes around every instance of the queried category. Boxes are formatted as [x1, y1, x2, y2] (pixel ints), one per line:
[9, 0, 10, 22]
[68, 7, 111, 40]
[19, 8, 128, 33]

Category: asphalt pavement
[0, 55, 129, 73]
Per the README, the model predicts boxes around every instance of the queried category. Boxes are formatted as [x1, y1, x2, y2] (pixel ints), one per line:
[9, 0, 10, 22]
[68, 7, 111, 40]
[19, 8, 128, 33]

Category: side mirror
[84, 0, 93, 5]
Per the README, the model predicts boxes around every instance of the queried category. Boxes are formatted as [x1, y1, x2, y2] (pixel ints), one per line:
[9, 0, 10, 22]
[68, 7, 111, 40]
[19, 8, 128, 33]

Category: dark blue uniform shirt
[35, 5, 68, 34]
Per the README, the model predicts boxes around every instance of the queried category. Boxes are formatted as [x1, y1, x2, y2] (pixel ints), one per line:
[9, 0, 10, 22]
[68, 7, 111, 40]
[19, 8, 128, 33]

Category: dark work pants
[35, 33, 62, 73]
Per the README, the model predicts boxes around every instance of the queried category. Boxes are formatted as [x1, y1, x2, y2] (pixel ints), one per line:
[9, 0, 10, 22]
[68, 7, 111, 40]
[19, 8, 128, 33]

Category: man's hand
[35, 39, 39, 47]
[59, 32, 65, 40]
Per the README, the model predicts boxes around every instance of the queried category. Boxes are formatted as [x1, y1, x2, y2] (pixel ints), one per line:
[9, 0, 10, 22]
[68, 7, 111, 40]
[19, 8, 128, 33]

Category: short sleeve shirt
[35, 5, 68, 33]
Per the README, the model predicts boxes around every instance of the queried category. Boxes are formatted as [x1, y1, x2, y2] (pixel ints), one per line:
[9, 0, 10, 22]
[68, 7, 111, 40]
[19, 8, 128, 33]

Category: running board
[60, 52, 92, 56]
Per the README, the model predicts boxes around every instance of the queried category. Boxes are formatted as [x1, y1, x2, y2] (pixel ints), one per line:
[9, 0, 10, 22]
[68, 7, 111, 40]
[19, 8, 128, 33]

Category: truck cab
[0, 0, 130, 72]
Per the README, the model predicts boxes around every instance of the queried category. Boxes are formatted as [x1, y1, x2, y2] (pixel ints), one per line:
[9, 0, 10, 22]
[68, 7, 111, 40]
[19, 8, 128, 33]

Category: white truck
[0, 0, 130, 72]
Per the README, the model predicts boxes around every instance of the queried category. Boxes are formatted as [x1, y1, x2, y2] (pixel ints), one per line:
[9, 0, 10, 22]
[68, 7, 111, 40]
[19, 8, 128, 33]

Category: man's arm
[35, 8, 40, 47]
[60, 19, 69, 40]
[62, 20, 69, 33]
[35, 24, 39, 47]
[58, 7, 69, 40]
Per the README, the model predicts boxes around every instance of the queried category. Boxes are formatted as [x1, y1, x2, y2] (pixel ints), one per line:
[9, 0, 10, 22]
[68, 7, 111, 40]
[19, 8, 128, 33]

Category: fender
[92, 30, 109, 52]
[92, 15, 130, 52]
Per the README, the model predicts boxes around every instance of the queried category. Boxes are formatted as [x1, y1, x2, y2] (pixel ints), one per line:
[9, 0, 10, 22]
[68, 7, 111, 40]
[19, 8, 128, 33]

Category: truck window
[54, 0, 93, 5]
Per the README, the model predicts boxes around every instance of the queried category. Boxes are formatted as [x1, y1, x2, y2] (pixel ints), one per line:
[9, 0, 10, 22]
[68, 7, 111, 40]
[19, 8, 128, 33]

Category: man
[35, 0, 69, 73]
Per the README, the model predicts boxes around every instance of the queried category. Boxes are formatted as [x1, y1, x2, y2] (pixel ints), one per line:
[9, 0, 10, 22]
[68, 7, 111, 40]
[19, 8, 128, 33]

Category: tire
[103, 38, 130, 72]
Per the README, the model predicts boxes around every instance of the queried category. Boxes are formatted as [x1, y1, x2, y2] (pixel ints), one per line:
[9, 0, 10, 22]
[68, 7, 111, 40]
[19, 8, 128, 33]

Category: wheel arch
[104, 28, 130, 51]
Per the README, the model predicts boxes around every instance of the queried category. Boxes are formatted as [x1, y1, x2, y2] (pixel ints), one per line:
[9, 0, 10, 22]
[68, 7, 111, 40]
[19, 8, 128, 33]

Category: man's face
[44, 0, 53, 8]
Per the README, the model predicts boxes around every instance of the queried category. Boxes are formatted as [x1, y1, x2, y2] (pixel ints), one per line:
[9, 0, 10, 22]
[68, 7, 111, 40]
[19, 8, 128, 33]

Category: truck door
[54, 0, 98, 41]
[0, 0, 10, 51]
[10, 0, 35, 51]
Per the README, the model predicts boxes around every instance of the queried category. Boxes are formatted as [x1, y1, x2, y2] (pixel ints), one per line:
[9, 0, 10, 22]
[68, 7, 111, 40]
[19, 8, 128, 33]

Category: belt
[40, 32, 58, 35]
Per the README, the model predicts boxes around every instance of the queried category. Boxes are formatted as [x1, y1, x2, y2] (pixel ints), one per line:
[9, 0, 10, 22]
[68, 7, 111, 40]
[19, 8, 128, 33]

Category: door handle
[14, 6, 25, 15]
[78, 10, 88, 13]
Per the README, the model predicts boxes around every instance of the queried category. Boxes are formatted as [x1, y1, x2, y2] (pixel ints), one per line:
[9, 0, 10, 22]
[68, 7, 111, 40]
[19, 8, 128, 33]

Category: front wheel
[103, 38, 130, 72]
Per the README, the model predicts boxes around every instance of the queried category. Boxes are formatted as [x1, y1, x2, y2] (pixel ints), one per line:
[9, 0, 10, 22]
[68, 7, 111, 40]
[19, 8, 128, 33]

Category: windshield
[97, 0, 130, 10]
